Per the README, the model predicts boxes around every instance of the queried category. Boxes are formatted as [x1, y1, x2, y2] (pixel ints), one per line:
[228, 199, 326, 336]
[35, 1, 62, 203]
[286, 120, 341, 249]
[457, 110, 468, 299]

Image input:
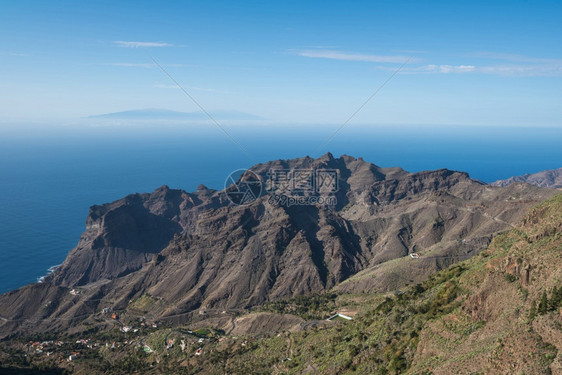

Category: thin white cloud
[452, 52, 562, 76]
[294, 49, 415, 63]
[386, 63, 562, 77]
[297, 48, 562, 77]
[422, 64, 477, 73]
[477, 64, 562, 77]
[0, 51, 28, 56]
[113, 41, 173, 48]
[470, 52, 562, 64]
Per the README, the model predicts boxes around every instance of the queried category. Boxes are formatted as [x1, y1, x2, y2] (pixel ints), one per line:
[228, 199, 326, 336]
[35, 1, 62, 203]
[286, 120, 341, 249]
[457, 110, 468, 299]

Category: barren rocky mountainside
[492, 167, 562, 188]
[214, 192, 562, 375]
[165, 192, 562, 374]
[0, 154, 557, 340]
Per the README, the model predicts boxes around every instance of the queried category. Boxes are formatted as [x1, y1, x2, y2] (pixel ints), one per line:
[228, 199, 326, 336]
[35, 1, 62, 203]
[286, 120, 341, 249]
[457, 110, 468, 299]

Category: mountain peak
[0, 154, 556, 349]
[318, 151, 335, 161]
[156, 184, 171, 191]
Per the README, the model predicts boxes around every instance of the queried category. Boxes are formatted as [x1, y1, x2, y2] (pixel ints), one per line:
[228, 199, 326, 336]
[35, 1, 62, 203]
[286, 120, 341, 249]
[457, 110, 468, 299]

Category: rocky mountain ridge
[0, 154, 557, 339]
[492, 167, 562, 188]
[2, 193, 561, 374]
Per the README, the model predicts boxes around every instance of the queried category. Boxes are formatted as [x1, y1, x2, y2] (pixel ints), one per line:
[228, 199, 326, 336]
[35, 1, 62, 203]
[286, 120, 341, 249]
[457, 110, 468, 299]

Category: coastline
[37, 264, 61, 283]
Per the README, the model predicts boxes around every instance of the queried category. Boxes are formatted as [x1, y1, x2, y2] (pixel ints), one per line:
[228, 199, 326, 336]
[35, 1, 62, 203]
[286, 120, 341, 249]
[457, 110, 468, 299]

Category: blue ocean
[1, 124, 561, 294]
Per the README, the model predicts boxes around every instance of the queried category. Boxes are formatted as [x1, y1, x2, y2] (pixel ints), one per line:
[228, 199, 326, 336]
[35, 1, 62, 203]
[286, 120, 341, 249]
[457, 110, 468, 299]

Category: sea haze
[0, 123, 561, 293]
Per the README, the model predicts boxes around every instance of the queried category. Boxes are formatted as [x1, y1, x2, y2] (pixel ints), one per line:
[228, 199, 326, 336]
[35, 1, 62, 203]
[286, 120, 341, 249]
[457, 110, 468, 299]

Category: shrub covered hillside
[407, 193, 562, 374]
[194, 194, 562, 374]
[2, 195, 560, 374]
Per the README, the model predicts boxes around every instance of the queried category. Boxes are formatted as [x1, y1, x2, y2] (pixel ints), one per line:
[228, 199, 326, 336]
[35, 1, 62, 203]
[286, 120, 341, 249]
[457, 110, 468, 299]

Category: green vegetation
[258, 292, 339, 320]
[208, 263, 470, 374]
[1, 263, 470, 374]
[127, 293, 163, 314]
[193, 328, 214, 337]
[3, 194, 562, 374]
[539, 291, 549, 315]
[529, 285, 562, 321]
[549, 286, 562, 311]
[529, 300, 538, 320]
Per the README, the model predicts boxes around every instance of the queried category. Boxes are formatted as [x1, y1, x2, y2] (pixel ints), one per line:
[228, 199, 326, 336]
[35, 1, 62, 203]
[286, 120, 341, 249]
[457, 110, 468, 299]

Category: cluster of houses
[23, 322, 228, 368]
[25, 331, 148, 364]
[26, 340, 84, 363]
[28, 340, 63, 354]
[121, 325, 139, 333]
[100, 306, 160, 332]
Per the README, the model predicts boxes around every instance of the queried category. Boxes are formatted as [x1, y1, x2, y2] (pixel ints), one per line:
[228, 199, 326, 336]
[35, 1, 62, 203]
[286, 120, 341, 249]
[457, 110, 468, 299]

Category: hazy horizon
[1, 1, 562, 127]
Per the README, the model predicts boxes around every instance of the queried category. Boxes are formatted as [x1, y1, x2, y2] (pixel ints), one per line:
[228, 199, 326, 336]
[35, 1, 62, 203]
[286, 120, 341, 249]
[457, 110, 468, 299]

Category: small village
[19, 319, 225, 370]
[10, 298, 359, 373]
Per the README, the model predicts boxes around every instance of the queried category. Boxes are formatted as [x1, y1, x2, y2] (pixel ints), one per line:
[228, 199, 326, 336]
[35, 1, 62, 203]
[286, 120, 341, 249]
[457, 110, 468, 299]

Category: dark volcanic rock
[0, 154, 557, 338]
[492, 167, 562, 188]
[47, 185, 221, 286]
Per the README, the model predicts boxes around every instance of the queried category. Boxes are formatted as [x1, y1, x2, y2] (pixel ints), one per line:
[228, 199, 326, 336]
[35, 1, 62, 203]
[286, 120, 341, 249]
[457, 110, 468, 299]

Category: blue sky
[1, 0, 562, 126]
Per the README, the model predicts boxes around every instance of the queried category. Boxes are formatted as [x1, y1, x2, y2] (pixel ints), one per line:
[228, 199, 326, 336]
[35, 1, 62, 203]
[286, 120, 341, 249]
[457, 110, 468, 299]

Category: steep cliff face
[47, 185, 223, 286]
[0, 154, 557, 338]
